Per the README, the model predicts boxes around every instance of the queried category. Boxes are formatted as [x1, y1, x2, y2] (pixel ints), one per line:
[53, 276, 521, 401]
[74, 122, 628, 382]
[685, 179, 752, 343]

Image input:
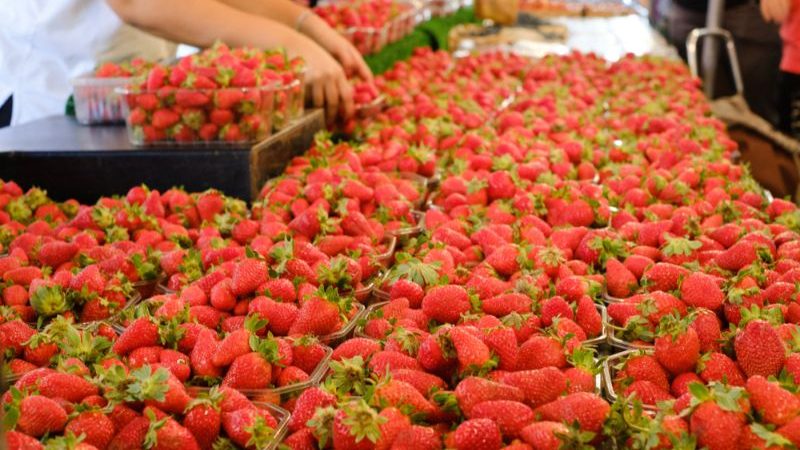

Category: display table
[0, 111, 324, 203]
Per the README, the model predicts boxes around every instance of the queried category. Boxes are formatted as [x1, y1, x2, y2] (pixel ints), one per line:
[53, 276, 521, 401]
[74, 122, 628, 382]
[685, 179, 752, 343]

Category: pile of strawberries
[5, 47, 800, 449]
[121, 43, 305, 144]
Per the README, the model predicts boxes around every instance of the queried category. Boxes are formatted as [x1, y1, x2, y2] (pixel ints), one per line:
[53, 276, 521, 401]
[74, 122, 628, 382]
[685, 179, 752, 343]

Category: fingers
[777, 0, 791, 22]
[324, 76, 339, 123]
[338, 75, 355, 119]
[761, 0, 772, 21]
[352, 50, 374, 82]
[312, 80, 324, 112]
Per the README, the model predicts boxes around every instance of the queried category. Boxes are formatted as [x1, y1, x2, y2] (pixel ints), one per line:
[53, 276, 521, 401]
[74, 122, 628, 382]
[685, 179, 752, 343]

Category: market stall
[3, 2, 800, 450]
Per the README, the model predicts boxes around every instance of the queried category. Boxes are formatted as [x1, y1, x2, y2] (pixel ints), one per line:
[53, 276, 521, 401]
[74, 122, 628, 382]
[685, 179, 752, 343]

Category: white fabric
[0, 0, 176, 126]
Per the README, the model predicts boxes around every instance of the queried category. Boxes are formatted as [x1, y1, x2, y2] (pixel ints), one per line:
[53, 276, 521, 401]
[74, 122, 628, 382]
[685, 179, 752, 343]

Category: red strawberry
[516, 336, 567, 370]
[112, 317, 159, 356]
[605, 257, 637, 298]
[422, 285, 471, 324]
[502, 367, 567, 408]
[520, 421, 569, 450]
[151, 109, 180, 129]
[390, 425, 441, 450]
[222, 352, 273, 390]
[485, 244, 520, 277]
[450, 326, 493, 374]
[221, 407, 278, 449]
[654, 314, 700, 375]
[690, 400, 745, 450]
[37, 372, 99, 403]
[375, 407, 411, 450]
[14, 394, 68, 437]
[231, 258, 268, 296]
[534, 392, 610, 432]
[108, 417, 150, 450]
[698, 351, 746, 387]
[183, 400, 222, 450]
[746, 375, 800, 426]
[454, 418, 503, 450]
[331, 400, 384, 450]
[734, 319, 786, 378]
[623, 380, 673, 405]
[288, 297, 341, 336]
[454, 376, 524, 415]
[66, 411, 115, 450]
[289, 386, 337, 432]
[469, 400, 534, 439]
[37, 241, 78, 267]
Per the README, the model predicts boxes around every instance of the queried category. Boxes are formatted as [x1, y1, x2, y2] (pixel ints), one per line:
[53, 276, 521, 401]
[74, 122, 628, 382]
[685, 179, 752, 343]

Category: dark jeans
[0, 96, 11, 128]
[667, 1, 782, 126]
[779, 71, 800, 140]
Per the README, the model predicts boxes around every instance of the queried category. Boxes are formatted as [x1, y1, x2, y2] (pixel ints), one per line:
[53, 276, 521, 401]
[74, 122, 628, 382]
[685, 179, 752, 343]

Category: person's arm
[218, 0, 373, 80]
[106, 0, 356, 121]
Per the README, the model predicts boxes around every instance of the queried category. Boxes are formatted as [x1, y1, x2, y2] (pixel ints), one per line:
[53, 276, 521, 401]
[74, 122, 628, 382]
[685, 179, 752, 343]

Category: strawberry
[147, 412, 201, 450]
[183, 398, 222, 450]
[482, 326, 519, 371]
[12, 393, 68, 437]
[453, 418, 503, 450]
[534, 392, 610, 433]
[623, 380, 673, 405]
[502, 367, 567, 408]
[332, 337, 383, 362]
[469, 400, 534, 439]
[390, 425, 441, 450]
[37, 241, 77, 267]
[66, 411, 115, 450]
[680, 272, 724, 311]
[520, 421, 569, 450]
[5, 430, 45, 450]
[37, 372, 99, 403]
[288, 296, 341, 336]
[221, 407, 278, 449]
[540, 296, 573, 327]
[734, 319, 786, 378]
[113, 317, 159, 356]
[151, 109, 180, 130]
[422, 285, 471, 324]
[698, 352, 746, 387]
[190, 327, 222, 378]
[222, 351, 273, 390]
[605, 258, 637, 298]
[516, 336, 567, 370]
[375, 407, 411, 450]
[108, 417, 150, 450]
[231, 257, 268, 296]
[449, 326, 493, 374]
[690, 400, 746, 450]
[485, 244, 520, 277]
[746, 375, 800, 426]
[331, 400, 385, 450]
[654, 314, 700, 375]
[289, 387, 337, 432]
[454, 376, 524, 415]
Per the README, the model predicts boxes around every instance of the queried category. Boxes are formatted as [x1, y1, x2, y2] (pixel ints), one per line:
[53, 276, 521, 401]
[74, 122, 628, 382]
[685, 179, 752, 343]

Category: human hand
[300, 15, 373, 82]
[761, 0, 791, 23]
[294, 38, 355, 123]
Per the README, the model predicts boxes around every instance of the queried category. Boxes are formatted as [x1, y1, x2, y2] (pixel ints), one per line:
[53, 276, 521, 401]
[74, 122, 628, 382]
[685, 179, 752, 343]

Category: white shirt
[0, 0, 176, 126]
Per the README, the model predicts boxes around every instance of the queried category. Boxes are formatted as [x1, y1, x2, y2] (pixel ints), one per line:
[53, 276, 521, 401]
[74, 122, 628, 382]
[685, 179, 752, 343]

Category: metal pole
[702, 0, 725, 98]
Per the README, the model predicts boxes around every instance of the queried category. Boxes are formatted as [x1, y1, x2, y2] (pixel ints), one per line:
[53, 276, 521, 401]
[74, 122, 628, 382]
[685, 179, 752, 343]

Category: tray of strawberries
[314, 0, 419, 55]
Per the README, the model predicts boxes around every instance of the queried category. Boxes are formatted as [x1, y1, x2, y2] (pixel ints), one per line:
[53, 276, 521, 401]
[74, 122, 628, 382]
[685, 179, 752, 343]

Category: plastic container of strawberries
[117, 84, 279, 146]
[189, 345, 332, 402]
[72, 75, 133, 124]
[601, 349, 659, 411]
